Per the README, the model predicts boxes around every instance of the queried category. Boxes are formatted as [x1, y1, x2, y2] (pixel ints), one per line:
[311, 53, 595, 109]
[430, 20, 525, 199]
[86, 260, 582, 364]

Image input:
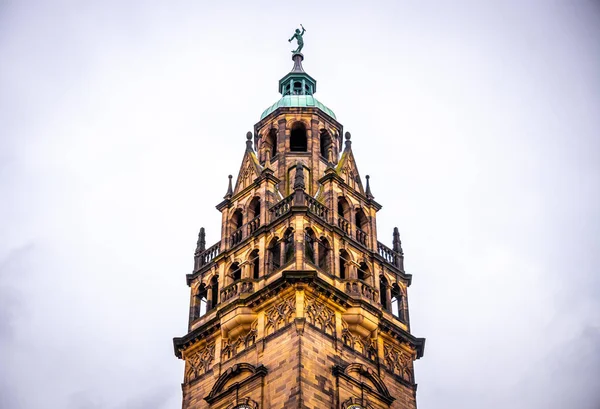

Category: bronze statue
[288, 24, 306, 54]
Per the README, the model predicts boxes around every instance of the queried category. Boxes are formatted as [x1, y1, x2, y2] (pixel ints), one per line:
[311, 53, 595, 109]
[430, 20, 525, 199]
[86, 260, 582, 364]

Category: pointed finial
[344, 132, 352, 150]
[246, 131, 253, 151]
[293, 161, 305, 190]
[224, 175, 233, 198]
[365, 175, 374, 199]
[196, 227, 206, 253]
[393, 227, 403, 254]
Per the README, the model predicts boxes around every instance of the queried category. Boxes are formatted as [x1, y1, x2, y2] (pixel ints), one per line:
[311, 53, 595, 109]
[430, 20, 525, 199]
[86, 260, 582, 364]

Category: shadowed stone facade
[174, 52, 425, 409]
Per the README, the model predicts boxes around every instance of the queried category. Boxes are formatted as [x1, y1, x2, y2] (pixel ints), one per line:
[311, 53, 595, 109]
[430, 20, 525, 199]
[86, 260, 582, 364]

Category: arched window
[268, 237, 281, 273]
[249, 197, 260, 219]
[380, 276, 389, 310]
[232, 209, 243, 228]
[193, 284, 208, 319]
[230, 209, 244, 245]
[290, 122, 307, 152]
[358, 262, 369, 281]
[391, 284, 406, 322]
[355, 208, 368, 245]
[339, 249, 350, 279]
[355, 208, 368, 230]
[337, 197, 350, 234]
[283, 228, 295, 264]
[229, 262, 241, 282]
[293, 81, 302, 95]
[249, 249, 260, 279]
[318, 238, 330, 273]
[248, 197, 261, 234]
[305, 228, 316, 264]
[209, 276, 218, 311]
[320, 129, 332, 159]
[265, 128, 277, 158]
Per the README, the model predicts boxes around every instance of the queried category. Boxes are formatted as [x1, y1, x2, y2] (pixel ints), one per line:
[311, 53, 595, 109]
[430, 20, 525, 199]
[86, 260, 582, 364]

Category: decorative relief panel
[383, 342, 414, 383]
[341, 319, 377, 361]
[264, 295, 295, 336]
[222, 320, 258, 361]
[185, 343, 215, 382]
[304, 296, 335, 336]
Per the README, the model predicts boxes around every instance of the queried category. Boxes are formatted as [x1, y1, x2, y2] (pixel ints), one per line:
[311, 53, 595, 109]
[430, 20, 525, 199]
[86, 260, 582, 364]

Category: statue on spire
[288, 24, 306, 54]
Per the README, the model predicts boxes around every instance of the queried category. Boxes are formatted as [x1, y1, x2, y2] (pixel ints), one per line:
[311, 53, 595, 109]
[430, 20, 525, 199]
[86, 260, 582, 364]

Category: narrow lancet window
[290, 122, 307, 152]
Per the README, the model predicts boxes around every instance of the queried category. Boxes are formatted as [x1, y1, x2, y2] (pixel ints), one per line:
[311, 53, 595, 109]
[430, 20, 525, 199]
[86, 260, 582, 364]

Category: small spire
[393, 227, 403, 254]
[293, 161, 305, 190]
[196, 227, 206, 253]
[246, 131, 253, 151]
[224, 175, 233, 198]
[344, 132, 352, 150]
[365, 175, 374, 199]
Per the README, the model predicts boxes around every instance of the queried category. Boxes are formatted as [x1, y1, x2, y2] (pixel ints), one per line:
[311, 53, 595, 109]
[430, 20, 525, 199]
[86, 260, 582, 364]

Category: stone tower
[173, 52, 425, 409]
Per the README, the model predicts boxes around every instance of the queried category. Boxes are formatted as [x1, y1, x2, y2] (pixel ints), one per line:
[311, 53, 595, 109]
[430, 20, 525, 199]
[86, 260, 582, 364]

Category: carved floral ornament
[264, 295, 296, 335]
[184, 343, 215, 382]
[383, 342, 414, 383]
[221, 319, 258, 361]
[341, 318, 377, 361]
[304, 296, 335, 336]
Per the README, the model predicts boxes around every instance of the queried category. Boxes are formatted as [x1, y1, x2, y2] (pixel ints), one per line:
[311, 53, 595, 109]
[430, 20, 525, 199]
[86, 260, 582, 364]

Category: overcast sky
[1, 1, 599, 409]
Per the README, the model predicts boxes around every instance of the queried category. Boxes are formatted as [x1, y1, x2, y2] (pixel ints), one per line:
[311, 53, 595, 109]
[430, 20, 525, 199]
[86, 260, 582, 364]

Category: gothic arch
[205, 363, 268, 402]
[343, 363, 393, 400]
[290, 121, 308, 152]
[247, 196, 261, 220]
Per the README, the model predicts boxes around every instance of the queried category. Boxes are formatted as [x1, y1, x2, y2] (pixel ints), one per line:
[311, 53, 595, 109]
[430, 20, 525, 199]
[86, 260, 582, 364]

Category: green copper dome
[260, 95, 336, 120]
[260, 53, 336, 121]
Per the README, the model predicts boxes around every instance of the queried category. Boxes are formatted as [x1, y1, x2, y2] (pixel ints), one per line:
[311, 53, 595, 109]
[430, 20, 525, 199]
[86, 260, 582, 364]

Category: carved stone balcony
[344, 279, 379, 303]
[305, 194, 329, 222]
[338, 216, 350, 235]
[220, 280, 255, 302]
[247, 216, 260, 235]
[195, 241, 221, 270]
[356, 228, 368, 246]
[270, 194, 293, 220]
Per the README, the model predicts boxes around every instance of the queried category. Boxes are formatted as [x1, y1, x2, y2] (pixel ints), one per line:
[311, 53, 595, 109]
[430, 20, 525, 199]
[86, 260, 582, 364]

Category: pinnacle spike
[224, 175, 233, 198]
[365, 175, 374, 199]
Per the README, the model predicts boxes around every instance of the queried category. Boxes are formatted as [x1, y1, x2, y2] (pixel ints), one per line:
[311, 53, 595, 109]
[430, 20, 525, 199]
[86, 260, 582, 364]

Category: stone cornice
[380, 316, 426, 359]
[175, 270, 425, 359]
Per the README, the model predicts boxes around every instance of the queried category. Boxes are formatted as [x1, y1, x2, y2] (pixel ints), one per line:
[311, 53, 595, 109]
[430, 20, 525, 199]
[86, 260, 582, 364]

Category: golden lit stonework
[173, 52, 425, 409]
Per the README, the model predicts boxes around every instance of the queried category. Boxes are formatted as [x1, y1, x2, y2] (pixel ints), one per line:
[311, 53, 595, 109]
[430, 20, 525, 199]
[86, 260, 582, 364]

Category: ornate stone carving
[222, 320, 258, 361]
[304, 296, 335, 336]
[341, 319, 377, 361]
[184, 343, 215, 382]
[264, 295, 296, 336]
[383, 342, 414, 383]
